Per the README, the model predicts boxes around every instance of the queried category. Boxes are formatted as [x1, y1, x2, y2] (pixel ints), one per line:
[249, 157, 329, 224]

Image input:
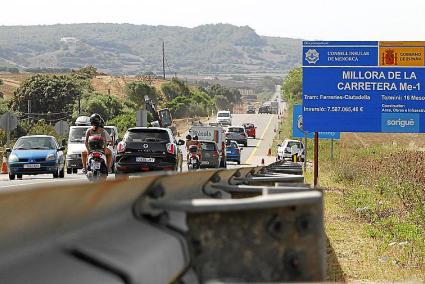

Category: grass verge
[275, 102, 425, 282]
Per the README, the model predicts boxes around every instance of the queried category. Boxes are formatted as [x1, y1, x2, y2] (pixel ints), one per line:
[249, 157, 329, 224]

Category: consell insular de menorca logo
[305, 49, 319, 64]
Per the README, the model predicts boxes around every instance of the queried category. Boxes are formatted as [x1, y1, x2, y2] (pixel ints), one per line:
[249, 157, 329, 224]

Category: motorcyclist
[82, 113, 112, 173]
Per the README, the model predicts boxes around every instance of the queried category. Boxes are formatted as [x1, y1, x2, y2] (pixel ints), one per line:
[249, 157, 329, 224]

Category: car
[247, 105, 255, 114]
[242, 123, 256, 138]
[259, 105, 271, 114]
[66, 125, 90, 174]
[199, 140, 220, 168]
[189, 124, 227, 168]
[104, 125, 119, 170]
[277, 139, 305, 162]
[225, 126, 248, 146]
[226, 140, 242, 164]
[114, 127, 185, 175]
[6, 135, 65, 180]
[216, 110, 232, 125]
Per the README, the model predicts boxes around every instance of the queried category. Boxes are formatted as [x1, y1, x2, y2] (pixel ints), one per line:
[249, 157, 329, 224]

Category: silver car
[199, 140, 220, 168]
[225, 126, 248, 147]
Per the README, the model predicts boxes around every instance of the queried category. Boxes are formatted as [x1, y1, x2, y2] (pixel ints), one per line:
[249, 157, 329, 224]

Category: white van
[216, 110, 232, 126]
[66, 125, 91, 174]
[66, 117, 118, 174]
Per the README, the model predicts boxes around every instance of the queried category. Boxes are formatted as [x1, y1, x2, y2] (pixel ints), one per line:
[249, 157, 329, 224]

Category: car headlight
[46, 153, 57, 161]
[8, 154, 18, 163]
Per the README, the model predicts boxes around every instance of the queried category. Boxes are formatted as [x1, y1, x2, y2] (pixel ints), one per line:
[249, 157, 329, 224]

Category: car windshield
[201, 142, 217, 151]
[69, 127, 90, 143]
[228, 127, 244, 133]
[125, 129, 169, 143]
[218, 113, 230, 117]
[286, 141, 302, 148]
[14, 137, 57, 150]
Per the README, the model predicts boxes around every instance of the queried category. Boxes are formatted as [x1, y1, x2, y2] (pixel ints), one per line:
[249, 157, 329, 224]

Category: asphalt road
[0, 113, 279, 191]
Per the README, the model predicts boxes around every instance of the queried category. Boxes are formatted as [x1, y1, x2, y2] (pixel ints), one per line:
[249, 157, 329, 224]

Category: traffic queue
[5, 110, 259, 181]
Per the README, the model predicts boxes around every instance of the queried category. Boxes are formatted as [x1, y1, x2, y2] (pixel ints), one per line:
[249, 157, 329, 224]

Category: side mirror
[58, 146, 65, 151]
[5, 148, 11, 153]
[177, 139, 185, 146]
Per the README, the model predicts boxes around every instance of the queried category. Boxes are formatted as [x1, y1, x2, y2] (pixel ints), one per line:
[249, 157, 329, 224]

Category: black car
[114, 127, 184, 175]
[259, 105, 271, 114]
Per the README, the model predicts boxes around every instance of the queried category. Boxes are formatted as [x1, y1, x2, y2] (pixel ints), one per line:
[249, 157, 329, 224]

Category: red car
[242, 123, 256, 139]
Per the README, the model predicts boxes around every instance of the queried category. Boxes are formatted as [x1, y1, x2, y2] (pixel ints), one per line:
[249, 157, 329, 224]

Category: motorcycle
[86, 136, 108, 182]
[187, 145, 200, 171]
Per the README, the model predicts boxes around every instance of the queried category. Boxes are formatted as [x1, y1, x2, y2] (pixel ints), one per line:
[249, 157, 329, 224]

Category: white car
[277, 139, 305, 161]
[216, 110, 232, 126]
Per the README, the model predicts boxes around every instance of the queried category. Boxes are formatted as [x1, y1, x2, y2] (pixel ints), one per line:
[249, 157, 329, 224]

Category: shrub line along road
[0, 113, 279, 191]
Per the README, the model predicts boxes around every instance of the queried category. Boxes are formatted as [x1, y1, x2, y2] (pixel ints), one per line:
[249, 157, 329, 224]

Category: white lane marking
[245, 115, 274, 164]
[0, 177, 85, 189]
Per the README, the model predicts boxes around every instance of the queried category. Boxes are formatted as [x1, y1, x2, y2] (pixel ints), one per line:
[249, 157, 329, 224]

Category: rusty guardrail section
[0, 161, 325, 283]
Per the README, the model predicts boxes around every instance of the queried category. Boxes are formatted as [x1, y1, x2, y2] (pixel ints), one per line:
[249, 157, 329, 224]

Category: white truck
[271, 101, 279, 114]
[189, 123, 227, 168]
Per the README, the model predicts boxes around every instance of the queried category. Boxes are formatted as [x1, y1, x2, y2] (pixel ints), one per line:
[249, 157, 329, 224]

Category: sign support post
[314, 132, 319, 187]
[304, 132, 307, 171]
[330, 139, 334, 160]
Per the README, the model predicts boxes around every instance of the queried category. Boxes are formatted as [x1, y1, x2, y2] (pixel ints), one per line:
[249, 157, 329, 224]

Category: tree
[77, 93, 123, 122]
[214, 95, 230, 111]
[11, 74, 82, 117]
[125, 81, 158, 106]
[71, 65, 98, 80]
[282, 67, 302, 102]
[107, 110, 136, 137]
[161, 78, 190, 101]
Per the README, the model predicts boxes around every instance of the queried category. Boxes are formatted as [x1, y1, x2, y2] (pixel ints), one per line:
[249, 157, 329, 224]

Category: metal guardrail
[0, 160, 325, 283]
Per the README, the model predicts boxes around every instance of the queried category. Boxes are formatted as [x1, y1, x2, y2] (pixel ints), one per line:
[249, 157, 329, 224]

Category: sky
[1, 0, 425, 40]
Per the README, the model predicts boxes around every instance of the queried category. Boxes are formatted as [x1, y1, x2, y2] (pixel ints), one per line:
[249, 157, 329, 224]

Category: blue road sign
[302, 41, 425, 133]
[292, 105, 340, 139]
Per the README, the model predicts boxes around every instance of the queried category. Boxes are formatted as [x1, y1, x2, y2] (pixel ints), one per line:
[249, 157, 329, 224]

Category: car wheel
[53, 170, 59, 178]
[59, 168, 65, 178]
[244, 142, 248, 147]
[9, 173, 15, 180]
[16, 174, 23, 179]
[237, 160, 241, 165]
[73, 168, 78, 174]
[67, 168, 72, 174]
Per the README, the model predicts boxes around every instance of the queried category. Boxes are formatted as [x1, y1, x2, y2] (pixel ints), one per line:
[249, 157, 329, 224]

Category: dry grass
[275, 102, 425, 282]
[0, 73, 168, 102]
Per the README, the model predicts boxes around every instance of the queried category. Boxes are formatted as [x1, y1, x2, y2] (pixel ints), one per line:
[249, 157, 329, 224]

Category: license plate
[136, 157, 155, 163]
[24, 164, 40, 169]
[201, 161, 209, 165]
[93, 162, 101, 170]
[226, 151, 232, 154]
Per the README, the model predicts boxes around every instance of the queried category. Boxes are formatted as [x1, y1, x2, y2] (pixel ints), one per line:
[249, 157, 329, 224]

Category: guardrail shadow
[326, 235, 346, 282]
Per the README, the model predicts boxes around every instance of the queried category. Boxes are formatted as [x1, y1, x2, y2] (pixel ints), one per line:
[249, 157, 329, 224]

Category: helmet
[186, 134, 192, 140]
[90, 113, 103, 127]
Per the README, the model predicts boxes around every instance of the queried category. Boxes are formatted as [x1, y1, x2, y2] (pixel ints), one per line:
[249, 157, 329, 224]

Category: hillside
[0, 23, 301, 75]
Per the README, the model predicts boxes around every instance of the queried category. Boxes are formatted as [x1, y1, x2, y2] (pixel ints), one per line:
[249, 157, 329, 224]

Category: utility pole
[162, 41, 166, 80]
[27, 100, 31, 121]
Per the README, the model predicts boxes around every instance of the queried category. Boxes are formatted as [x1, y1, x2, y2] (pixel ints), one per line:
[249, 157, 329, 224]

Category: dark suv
[114, 127, 184, 175]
